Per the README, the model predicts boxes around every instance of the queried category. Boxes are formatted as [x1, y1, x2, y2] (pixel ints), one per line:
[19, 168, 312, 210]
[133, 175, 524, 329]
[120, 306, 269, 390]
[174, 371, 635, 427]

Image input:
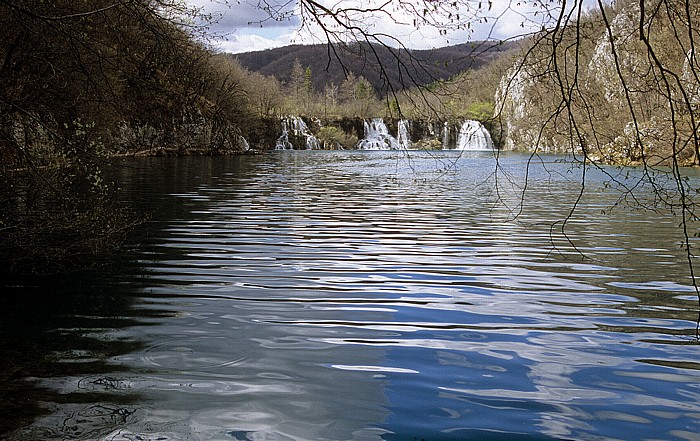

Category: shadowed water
[3, 151, 700, 440]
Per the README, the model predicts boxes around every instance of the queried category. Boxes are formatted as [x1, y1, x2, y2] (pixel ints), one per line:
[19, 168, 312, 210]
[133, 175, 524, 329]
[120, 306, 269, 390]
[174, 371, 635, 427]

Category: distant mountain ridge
[232, 41, 518, 94]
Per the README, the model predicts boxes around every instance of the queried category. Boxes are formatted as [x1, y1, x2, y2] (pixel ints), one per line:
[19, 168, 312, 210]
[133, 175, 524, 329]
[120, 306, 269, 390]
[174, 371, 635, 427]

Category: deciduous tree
[0, 0, 253, 273]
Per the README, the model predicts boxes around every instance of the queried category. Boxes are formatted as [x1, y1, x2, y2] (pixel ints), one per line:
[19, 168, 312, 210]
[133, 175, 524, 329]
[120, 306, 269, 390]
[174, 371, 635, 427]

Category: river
[2, 150, 699, 440]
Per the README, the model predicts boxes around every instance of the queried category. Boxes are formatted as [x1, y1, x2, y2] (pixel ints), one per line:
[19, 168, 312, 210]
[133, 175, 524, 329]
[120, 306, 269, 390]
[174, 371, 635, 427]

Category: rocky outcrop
[493, 2, 699, 166]
[586, 3, 645, 106]
[495, 61, 562, 153]
[108, 117, 249, 156]
[681, 50, 700, 106]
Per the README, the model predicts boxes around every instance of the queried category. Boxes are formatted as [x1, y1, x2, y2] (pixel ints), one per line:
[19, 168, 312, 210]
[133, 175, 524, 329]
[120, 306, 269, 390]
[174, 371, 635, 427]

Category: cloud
[217, 31, 299, 53]
[217, 33, 279, 53]
[188, 0, 300, 35]
[287, 0, 538, 49]
[188, 0, 563, 53]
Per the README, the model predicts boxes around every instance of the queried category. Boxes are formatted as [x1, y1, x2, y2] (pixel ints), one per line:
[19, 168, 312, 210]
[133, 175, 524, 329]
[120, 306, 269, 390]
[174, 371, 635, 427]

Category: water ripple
[13, 152, 700, 441]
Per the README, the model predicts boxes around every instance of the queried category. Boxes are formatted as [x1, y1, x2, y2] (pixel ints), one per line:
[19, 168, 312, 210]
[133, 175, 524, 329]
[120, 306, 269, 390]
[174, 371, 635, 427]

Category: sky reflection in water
[5, 151, 700, 441]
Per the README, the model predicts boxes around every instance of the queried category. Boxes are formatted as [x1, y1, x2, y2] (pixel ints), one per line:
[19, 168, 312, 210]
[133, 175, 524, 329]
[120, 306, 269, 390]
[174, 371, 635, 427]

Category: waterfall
[442, 121, 450, 149]
[455, 120, 494, 151]
[275, 116, 320, 150]
[240, 135, 251, 152]
[275, 119, 293, 150]
[397, 119, 411, 149]
[291, 116, 320, 150]
[357, 118, 399, 150]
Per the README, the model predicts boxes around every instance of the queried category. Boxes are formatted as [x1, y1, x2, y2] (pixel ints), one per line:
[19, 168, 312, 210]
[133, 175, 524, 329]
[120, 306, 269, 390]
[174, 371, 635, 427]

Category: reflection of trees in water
[0, 264, 152, 437]
[56, 404, 136, 440]
[0, 157, 224, 437]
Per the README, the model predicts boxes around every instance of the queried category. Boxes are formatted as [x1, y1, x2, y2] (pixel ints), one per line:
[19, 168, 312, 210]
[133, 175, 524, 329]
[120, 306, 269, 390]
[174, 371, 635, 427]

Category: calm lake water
[2, 150, 700, 440]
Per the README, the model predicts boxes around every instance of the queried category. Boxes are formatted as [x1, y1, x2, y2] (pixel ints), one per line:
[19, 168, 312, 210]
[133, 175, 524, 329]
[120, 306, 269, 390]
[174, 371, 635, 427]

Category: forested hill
[233, 41, 518, 94]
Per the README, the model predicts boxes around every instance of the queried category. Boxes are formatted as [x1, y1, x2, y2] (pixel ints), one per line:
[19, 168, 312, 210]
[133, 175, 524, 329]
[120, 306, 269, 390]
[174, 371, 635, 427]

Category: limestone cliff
[494, 1, 699, 166]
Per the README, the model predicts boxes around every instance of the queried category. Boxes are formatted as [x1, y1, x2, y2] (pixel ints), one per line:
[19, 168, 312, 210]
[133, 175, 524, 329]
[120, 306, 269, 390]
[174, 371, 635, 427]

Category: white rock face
[682, 50, 700, 105]
[494, 61, 559, 151]
[493, 2, 671, 158]
[586, 3, 644, 104]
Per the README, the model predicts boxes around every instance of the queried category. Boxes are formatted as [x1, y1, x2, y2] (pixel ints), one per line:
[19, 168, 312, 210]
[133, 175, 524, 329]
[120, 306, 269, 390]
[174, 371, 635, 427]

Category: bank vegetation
[0, 0, 261, 274]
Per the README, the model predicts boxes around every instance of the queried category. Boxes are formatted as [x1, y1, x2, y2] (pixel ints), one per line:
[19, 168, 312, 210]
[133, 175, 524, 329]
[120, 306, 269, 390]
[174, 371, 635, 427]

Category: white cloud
[217, 31, 300, 53]
[188, 0, 571, 53]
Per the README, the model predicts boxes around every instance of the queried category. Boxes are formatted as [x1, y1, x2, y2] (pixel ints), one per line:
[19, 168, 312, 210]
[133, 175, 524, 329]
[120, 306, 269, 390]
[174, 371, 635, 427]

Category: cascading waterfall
[397, 119, 411, 149]
[455, 120, 494, 150]
[357, 118, 399, 150]
[293, 117, 320, 150]
[275, 116, 320, 150]
[272, 117, 494, 151]
[240, 136, 251, 152]
[275, 120, 293, 150]
[442, 121, 451, 149]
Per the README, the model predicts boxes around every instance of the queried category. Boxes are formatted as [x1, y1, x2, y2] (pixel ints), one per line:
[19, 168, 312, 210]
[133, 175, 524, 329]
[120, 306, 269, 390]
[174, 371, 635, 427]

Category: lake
[2, 150, 699, 440]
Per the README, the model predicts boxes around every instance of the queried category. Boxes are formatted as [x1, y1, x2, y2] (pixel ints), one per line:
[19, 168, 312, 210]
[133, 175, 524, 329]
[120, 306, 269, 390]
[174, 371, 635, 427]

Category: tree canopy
[0, 0, 256, 273]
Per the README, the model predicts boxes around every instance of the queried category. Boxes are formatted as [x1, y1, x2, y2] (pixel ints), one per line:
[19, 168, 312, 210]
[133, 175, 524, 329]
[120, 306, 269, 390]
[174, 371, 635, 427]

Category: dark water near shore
[2, 150, 700, 440]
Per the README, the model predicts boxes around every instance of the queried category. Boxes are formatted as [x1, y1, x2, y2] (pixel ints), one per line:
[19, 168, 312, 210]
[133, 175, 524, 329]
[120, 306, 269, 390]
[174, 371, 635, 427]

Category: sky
[186, 0, 565, 54]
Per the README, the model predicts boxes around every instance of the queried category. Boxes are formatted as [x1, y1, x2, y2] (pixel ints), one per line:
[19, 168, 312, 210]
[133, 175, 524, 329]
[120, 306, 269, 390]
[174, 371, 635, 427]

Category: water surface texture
[4, 151, 700, 440]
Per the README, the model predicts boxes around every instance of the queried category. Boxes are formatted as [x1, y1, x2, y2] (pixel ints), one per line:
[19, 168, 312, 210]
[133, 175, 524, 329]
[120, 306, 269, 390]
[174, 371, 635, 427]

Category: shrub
[317, 126, 359, 150]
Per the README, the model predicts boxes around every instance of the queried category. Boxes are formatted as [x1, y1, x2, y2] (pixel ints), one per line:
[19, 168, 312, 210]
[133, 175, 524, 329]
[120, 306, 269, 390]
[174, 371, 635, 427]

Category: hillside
[495, 0, 699, 166]
[233, 41, 518, 94]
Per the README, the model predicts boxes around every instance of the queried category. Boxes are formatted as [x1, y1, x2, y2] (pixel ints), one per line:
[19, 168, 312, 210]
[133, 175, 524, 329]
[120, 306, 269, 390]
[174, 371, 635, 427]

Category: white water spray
[455, 120, 494, 150]
[275, 116, 320, 150]
[357, 118, 399, 150]
[240, 136, 251, 152]
[442, 122, 450, 149]
[397, 120, 411, 150]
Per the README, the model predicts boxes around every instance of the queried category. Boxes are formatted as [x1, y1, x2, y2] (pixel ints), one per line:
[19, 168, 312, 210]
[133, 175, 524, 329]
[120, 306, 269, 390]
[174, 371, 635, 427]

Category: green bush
[467, 101, 495, 121]
[317, 126, 359, 150]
